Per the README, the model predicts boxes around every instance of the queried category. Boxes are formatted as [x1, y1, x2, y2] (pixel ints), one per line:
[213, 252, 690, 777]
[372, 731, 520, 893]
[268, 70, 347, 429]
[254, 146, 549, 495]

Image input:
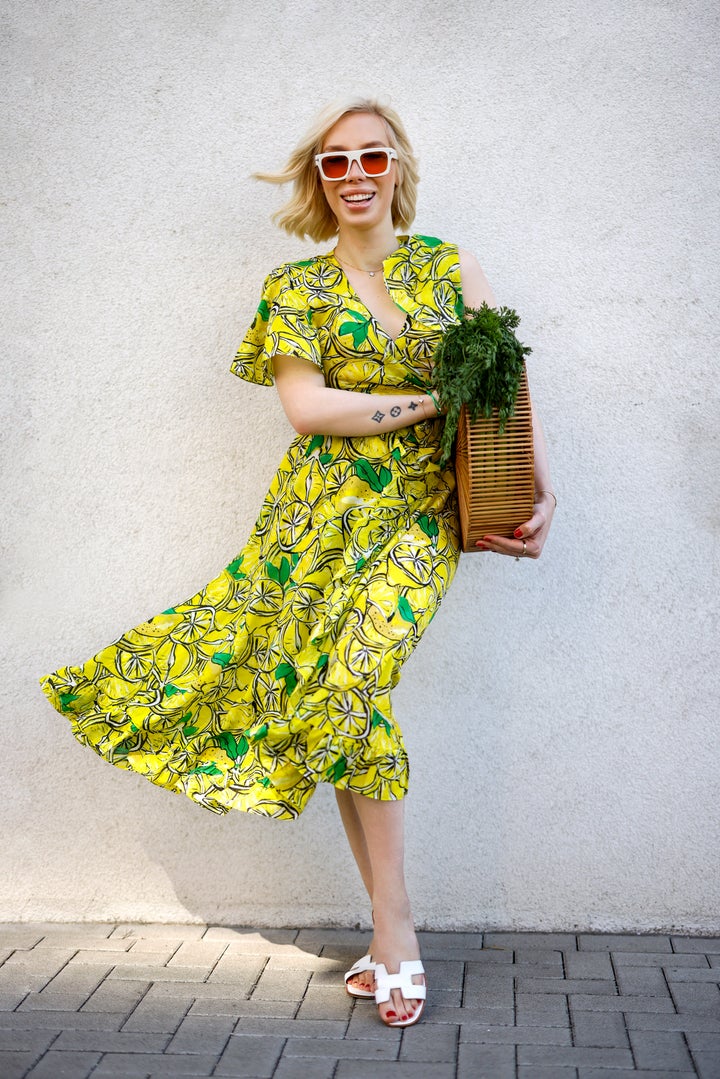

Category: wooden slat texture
[455, 364, 535, 551]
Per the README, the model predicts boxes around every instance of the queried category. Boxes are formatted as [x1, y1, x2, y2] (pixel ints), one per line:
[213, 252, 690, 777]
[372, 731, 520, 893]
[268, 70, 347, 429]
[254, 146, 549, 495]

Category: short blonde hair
[255, 97, 419, 243]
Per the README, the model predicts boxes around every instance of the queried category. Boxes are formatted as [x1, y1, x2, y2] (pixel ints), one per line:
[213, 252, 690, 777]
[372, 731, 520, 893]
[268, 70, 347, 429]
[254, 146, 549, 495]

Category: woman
[40, 97, 555, 1028]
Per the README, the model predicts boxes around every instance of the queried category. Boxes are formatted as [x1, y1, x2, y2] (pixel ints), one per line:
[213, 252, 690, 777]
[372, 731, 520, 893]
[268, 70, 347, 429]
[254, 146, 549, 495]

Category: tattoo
[390, 406, 401, 417]
[372, 410, 385, 423]
[408, 400, 418, 411]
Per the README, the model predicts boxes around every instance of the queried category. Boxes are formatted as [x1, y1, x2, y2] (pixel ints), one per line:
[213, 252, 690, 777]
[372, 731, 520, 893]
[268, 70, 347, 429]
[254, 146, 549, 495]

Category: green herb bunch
[433, 303, 532, 466]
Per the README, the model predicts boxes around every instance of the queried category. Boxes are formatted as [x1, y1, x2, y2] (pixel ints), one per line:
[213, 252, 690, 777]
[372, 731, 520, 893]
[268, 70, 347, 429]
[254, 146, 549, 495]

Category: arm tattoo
[372, 410, 385, 423]
[390, 406, 401, 417]
[408, 400, 418, 411]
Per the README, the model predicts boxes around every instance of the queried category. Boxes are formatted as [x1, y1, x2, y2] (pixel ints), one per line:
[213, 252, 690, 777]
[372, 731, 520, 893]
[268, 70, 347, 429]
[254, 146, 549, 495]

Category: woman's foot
[369, 903, 425, 1025]
[344, 954, 376, 998]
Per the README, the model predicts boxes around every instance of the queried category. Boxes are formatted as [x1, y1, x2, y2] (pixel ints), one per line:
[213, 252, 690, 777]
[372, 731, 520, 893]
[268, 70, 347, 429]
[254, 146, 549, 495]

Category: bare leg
[344, 791, 424, 1024]
[335, 788, 375, 993]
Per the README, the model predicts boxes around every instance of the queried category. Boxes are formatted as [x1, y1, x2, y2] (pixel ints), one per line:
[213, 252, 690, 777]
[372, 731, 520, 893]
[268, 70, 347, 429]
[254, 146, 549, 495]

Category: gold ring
[522, 540, 527, 558]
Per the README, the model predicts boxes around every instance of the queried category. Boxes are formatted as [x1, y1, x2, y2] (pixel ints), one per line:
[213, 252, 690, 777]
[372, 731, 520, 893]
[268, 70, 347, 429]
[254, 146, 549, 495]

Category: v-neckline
[327, 249, 409, 344]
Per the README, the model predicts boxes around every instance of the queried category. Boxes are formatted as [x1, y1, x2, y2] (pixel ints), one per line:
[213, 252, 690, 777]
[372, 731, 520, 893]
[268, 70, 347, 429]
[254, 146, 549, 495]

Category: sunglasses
[314, 146, 398, 181]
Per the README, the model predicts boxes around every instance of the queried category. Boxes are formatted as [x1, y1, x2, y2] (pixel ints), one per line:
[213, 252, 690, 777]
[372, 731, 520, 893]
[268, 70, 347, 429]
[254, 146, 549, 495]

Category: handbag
[433, 305, 535, 552]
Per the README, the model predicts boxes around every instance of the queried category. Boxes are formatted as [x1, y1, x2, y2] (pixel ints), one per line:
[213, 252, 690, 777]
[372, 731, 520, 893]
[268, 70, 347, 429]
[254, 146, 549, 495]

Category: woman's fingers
[475, 533, 541, 559]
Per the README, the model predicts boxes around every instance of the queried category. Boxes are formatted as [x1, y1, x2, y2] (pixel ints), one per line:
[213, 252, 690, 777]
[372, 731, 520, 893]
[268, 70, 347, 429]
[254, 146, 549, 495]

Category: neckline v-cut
[327, 251, 409, 344]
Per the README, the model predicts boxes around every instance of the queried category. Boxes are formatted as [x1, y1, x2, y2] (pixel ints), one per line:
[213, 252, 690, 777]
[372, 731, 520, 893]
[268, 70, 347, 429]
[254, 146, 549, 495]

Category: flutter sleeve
[230, 265, 322, 387]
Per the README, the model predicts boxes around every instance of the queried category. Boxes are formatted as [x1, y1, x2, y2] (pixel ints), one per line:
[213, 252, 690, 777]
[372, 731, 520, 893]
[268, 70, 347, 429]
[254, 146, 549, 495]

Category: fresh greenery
[433, 303, 532, 466]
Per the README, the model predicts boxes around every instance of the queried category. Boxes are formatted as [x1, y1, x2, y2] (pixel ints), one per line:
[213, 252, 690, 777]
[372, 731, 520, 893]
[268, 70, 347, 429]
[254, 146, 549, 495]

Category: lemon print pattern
[40, 235, 463, 820]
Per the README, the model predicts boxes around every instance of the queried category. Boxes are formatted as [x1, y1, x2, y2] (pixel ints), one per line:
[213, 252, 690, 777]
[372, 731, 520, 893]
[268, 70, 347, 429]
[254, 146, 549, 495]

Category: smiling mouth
[341, 192, 375, 203]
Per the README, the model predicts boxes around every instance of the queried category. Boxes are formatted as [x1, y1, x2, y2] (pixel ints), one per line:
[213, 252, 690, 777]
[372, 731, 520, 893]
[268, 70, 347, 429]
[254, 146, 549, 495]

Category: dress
[40, 234, 463, 820]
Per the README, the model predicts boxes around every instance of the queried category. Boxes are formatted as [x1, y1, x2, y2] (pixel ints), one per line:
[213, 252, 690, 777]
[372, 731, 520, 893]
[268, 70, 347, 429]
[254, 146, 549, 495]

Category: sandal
[344, 954, 376, 999]
[373, 959, 426, 1027]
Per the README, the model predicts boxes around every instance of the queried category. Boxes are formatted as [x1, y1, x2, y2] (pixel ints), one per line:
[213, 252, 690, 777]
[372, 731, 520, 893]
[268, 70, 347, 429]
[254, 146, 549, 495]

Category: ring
[515, 539, 527, 563]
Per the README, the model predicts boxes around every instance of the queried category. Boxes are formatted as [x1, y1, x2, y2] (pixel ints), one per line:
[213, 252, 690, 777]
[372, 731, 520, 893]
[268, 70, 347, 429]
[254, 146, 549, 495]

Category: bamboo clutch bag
[454, 364, 535, 551]
[433, 304, 534, 553]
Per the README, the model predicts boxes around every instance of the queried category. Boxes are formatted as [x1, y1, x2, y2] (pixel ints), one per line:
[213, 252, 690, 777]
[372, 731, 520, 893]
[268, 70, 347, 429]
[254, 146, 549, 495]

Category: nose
[346, 158, 365, 180]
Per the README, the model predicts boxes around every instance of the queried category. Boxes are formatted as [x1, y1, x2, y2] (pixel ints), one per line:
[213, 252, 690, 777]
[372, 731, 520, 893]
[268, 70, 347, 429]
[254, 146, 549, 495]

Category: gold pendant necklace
[333, 250, 384, 278]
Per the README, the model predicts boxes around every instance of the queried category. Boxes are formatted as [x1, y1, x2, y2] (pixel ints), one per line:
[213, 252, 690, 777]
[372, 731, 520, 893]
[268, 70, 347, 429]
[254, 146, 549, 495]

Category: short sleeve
[230, 266, 323, 387]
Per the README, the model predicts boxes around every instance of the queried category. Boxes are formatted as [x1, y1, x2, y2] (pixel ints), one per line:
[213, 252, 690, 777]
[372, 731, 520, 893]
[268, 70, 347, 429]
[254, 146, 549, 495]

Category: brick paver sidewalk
[0, 924, 718, 1077]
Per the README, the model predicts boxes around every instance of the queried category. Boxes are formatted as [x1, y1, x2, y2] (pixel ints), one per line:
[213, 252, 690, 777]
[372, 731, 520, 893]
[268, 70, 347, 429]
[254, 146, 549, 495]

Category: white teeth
[343, 193, 374, 202]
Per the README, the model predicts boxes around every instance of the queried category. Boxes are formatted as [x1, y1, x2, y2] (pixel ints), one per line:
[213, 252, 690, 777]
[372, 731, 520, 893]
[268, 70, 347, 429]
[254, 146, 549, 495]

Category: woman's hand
[475, 491, 555, 560]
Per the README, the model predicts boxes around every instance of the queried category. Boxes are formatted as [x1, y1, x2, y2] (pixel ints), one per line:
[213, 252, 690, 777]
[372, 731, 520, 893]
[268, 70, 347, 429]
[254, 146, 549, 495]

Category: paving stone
[166, 941, 228, 969]
[518, 976, 616, 995]
[516, 991, 569, 1027]
[80, 977, 150, 1014]
[613, 950, 710, 968]
[617, 965, 672, 996]
[214, 1033, 284, 1076]
[0, 969, 57, 995]
[71, 946, 177, 966]
[282, 1034, 398, 1058]
[205, 953, 265, 989]
[459, 1022, 571, 1045]
[53, 1029, 171, 1052]
[345, 1003, 404, 1041]
[0, 931, 45, 950]
[513, 948, 565, 972]
[569, 992, 675, 1013]
[578, 1070, 695, 1079]
[274, 1055, 337, 1079]
[571, 1009, 629, 1047]
[694, 1050, 720, 1078]
[0, 1051, 35, 1079]
[225, 940, 315, 959]
[485, 932, 578, 950]
[188, 997, 296, 1018]
[517, 1043, 634, 1067]
[629, 1028, 695, 1070]
[25, 1049, 102, 1078]
[670, 981, 720, 1016]
[457, 1041, 515, 1079]
[517, 1068, 577, 1078]
[20, 964, 113, 1010]
[564, 950, 615, 980]
[296, 928, 371, 948]
[250, 963, 310, 1001]
[0, 1010, 128, 1031]
[109, 924, 207, 941]
[107, 964, 209, 983]
[203, 927, 298, 946]
[231, 1017, 347, 1038]
[399, 1022, 457, 1061]
[160, 1012, 235, 1057]
[426, 1005, 513, 1026]
[626, 1012, 720, 1032]
[686, 1030, 720, 1050]
[671, 937, 720, 954]
[666, 966, 720, 983]
[120, 988, 193, 1033]
[336, 1063, 455, 1079]
[295, 983, 353, 1020]
[0, 990, 33, 1010]
[31, 937, 131, 953]
[3, 948, 78, 972]
[578, 934, 673, 952]
[0, 1028, 57, 1052]
[93, 1051, 219, 1075]
[462, 970, 515, 1006]
[421, 959, 464, 993]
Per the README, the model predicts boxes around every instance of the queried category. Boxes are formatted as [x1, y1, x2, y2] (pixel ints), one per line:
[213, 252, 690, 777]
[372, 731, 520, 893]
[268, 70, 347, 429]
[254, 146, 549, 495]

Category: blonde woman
[41, 97, 555, 1028]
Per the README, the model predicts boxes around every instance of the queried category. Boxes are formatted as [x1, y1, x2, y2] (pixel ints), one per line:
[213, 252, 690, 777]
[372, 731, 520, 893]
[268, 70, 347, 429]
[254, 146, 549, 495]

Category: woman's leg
[335, 789, 375, 993]
[342, 791, 424, 1023]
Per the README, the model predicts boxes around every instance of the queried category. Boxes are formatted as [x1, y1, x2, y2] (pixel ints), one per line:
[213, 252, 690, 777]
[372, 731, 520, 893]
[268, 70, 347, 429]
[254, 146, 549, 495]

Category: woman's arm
[459, 248, 556, 559]
[272, 353, 441, 437]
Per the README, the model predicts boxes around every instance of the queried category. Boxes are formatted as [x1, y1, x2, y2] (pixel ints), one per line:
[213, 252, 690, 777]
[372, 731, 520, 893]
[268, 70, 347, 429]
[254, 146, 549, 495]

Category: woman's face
[318, 112, 398, 235]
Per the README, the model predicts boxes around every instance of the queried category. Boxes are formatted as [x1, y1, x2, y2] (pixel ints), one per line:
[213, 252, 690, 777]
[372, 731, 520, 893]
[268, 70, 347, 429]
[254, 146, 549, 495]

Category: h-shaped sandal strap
[344, 954, 375, 983]
[373, 960, 427, 1004]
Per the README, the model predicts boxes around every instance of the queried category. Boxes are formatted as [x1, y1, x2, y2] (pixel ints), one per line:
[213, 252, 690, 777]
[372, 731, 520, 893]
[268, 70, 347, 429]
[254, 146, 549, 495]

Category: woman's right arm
[272, 353, 440, 437]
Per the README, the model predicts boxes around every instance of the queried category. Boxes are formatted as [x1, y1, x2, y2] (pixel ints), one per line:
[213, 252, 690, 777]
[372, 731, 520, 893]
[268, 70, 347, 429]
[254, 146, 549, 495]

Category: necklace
[333, 250, 385, 278]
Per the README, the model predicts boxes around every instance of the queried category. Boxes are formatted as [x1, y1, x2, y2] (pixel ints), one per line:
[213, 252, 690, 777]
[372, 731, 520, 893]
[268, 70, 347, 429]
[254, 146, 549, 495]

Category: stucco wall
[3, 0, 718, 931]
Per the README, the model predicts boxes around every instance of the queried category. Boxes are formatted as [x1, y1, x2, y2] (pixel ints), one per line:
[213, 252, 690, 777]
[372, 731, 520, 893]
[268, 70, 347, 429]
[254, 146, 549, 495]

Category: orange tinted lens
[321, 154, 350, 179]
[359, 150, 390, 175]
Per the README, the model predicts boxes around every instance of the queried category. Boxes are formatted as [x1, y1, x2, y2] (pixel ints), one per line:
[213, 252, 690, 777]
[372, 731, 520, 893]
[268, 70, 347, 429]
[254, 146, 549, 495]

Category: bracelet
[537, 490, 557, 509]
[427, 389, 441, 415]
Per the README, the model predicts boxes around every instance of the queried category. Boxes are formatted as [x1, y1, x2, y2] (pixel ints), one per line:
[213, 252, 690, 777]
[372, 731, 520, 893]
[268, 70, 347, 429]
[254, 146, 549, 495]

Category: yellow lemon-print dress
[40, 235, 463, 820]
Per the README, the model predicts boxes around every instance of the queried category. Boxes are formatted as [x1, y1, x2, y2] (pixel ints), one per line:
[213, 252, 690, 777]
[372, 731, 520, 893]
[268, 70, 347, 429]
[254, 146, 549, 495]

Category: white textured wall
[3, 0, 718, 931]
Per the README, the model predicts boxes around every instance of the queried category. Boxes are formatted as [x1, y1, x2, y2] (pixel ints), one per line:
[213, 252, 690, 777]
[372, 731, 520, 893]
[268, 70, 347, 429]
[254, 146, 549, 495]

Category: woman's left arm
[458, 248, 556, 560]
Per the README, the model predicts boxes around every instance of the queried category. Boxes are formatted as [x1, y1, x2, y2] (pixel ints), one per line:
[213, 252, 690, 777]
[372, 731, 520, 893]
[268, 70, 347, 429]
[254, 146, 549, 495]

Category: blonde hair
[255, 97, 419, 243]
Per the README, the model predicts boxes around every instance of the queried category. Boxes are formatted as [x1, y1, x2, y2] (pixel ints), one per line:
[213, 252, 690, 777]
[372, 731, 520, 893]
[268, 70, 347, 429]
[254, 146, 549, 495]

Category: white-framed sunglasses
[314, 146, 398, 181]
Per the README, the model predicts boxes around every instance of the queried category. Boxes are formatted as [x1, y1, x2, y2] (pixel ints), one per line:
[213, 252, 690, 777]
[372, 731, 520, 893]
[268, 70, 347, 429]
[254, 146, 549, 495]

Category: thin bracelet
[537, 490, 557, 509]
[427, 389, 441, 415]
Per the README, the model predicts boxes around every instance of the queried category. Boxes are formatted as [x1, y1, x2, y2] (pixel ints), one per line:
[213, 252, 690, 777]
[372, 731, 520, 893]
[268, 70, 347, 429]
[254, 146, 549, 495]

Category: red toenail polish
[386, 1010, 397, 1018]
